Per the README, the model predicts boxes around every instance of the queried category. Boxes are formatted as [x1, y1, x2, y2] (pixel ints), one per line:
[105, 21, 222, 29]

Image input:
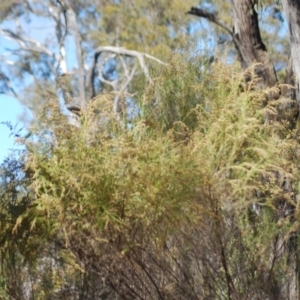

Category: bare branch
[0, 54, 16, 66]
[120, 62, 137, 93]
[187, 7, 233, 36]
[119, 55, 130, 78]
[0, 72, 18, 97]
[0, 29, 54, 57]
[66, 104, 82, 116]
[97, 53, 118, 90]
[94, 46, 166, 70]
[113, 62, 138, 115]
[87, 46, 166, 100]
[85, 46, 166, 119]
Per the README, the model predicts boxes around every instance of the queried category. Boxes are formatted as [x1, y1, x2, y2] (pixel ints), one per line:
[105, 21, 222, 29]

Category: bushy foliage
[1, 57, 300, 299]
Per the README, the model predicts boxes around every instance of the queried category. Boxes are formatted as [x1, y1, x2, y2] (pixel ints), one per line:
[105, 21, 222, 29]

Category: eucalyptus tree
[0, 0, 196, 121]
[1, 1, 300, 299]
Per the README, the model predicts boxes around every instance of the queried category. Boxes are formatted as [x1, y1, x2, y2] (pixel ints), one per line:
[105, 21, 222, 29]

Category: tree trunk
[232, 0, 277, 87]
[272, 3, 300, 298]
[280, 2, 300, 297]
[188, 0, 277, 88]
[281, 0, 300, 106]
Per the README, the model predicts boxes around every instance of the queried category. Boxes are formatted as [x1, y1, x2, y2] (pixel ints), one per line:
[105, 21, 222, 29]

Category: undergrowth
[1, 57, 300, 299]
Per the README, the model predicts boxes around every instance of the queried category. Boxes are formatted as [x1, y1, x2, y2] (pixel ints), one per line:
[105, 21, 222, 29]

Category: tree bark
[232, 0, 277, 87]
[281, 0, 300, 106]
[188, 0, 277, 88]
[280, 3, 300, 299]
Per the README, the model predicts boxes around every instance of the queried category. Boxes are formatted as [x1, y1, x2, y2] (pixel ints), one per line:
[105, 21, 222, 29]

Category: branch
[97, 53, 118, 90]
[113, 63, 138, 115]
[0, 72, 18, 98]
[66, 103, 82, 116]
[0, 29, 54, 57]
[94, 46, 167, 80]
[119, 61, 137, 93]
[87, 46, 166, 99]
[58, 0, 86, 109]
[48, 2, 68, 74]
[85, 46, 166, 119]
[187, 7, 233, 36]
[0, 54, 16, 66]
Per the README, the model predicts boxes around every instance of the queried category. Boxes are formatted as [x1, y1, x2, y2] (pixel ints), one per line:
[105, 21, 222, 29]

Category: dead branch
[0, 29, 54, 57]
[187, 7, 233, 36]
[88, 46, 166, 100]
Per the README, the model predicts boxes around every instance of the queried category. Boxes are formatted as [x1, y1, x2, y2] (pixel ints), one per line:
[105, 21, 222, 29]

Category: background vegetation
[1, 0, 300, 299]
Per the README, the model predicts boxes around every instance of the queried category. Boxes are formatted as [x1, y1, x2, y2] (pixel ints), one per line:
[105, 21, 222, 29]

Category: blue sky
[0, 18, 38, 160]
[0, 20, 26, 163]
[0, 12, 74, 164]
[0, 16, 44, 163]
[0, 95, 27, 162]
